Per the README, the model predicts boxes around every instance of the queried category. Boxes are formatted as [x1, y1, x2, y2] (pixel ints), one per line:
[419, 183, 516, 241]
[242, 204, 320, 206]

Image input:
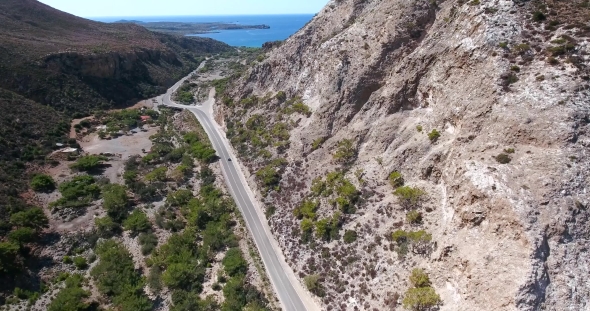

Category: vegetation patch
[51, 175, 101, 209]
[392, 230, 433, 257]
[403, 269, 442, 311]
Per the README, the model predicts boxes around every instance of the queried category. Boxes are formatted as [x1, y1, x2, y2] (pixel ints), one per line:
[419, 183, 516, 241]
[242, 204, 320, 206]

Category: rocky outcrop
[218, 0, 590, 310]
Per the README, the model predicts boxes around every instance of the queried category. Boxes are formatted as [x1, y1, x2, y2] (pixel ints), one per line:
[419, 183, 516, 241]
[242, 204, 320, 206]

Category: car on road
[227, 158, 232, 162]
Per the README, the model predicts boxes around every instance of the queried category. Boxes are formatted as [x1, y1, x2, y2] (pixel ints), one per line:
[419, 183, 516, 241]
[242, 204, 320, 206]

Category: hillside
[0, 0, 231, 115]
[0, 1, 233, 300]
[216, 0, 590, 310]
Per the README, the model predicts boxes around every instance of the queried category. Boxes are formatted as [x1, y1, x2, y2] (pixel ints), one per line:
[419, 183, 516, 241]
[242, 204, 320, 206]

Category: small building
[140, 116, 151, 122]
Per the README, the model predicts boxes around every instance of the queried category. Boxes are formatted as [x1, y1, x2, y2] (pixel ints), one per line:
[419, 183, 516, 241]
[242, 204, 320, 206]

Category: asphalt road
[162, 77, 312, 311]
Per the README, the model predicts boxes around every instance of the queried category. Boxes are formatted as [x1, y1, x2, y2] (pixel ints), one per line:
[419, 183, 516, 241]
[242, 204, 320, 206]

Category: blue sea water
[91, 15, 314, 47]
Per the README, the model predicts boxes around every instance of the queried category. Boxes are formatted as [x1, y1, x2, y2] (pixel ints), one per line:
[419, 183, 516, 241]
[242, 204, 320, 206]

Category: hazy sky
[38, 0, 330, 17]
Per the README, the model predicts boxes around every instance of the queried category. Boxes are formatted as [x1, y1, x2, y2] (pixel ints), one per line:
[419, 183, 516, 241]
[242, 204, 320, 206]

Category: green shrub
[145, 167, 167, 182]
[10, 208, 48, 230]
[48, 274, 91, 311]
[394, 186, 425, 208]
[300, 218, 314, 243]
[222, 248, 248, 277]
[513, 43, 530, 54]
[167, 190, 194, 207]
[91, 240, 150, 310]
[532, 11, 546, 22]
[333, 139, 356, 164]
[31, 174, 56, 192]
[102, 184, 129, 222]
[304, 274, 325, 297]
[275, 91, 287, 102]
[52, 175, 100, 209]
[0, 241, 20, 274]
[73, 256, 88, 270]
[391, 230, 433, 257]
[8, 227, 36, 245]
[311, 137, 326, 150]
[293, 200, 318, 220]
[409, 268, 431, 287]
[403, 269, 441, 311]
[70, 155, 107, 172]
[495, 153, 512, 164]
[63, 256, 73, 264]
[95, 216, 121, 238]
[388, 171, 404, 188]
[148, 266, 162, 294]
[343, 230, 357, 243]
[139, 232, 158, 255]
[403, 287, 441, 311]
[416, 125, 423, 132]
[123, 210, 151, 235]
[406, 211, 423, 224]
[427, 129, 440, 142]
[291, 101, 312, 117]
[504, 148, 515, 154]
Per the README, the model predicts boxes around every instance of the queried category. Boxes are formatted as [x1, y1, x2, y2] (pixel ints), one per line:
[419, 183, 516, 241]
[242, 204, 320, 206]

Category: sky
[38, 0, 330, 17]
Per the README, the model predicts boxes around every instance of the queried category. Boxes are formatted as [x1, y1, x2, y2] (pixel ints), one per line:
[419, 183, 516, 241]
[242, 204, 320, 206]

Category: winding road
[160, 72, 319, 311]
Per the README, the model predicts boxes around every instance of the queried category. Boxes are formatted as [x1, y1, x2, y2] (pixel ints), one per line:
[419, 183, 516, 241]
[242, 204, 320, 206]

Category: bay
[91, 15, 315, 47]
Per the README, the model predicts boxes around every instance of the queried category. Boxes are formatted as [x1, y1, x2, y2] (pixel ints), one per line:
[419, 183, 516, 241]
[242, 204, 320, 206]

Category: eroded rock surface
[217, 0, 590, 310]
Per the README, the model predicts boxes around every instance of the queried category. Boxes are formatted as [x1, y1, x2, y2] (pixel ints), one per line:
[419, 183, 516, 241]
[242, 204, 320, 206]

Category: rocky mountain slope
[217, 0, 590, 310]
[0, 0, 231, 115]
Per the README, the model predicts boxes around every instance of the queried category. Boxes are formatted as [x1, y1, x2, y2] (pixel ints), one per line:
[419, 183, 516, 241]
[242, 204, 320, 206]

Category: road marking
[191, 109, 303, 311]
[162, 76, 313, 311]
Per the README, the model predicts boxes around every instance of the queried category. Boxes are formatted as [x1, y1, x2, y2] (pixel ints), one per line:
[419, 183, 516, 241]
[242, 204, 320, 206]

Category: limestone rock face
[219, 0, 590, 310]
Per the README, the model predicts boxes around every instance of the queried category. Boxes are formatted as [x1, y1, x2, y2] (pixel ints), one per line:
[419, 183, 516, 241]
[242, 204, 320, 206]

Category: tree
[403, 287, 441, 311]
[8, 227, 36, 245]
[123, 210, 151, 235]
[10, 207, 49, 230]
[222, 248, 248, 277]
[102, 184, 129, 221]
[31, 174, 56, 192]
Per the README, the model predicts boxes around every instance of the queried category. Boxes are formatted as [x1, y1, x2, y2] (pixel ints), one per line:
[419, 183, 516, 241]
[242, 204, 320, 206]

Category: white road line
[191, 110, 302, 311]
[162, 70, 316, 311]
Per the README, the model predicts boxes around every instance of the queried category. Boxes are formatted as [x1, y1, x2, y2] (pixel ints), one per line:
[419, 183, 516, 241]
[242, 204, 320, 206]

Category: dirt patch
[80, 126, 158, 183]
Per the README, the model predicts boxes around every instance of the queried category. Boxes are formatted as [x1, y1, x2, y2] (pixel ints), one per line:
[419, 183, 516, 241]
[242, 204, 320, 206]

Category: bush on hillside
[30, 174, 56, 192]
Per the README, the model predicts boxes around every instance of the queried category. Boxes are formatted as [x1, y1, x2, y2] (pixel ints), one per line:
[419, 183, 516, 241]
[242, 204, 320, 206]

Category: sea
[91, 15, 315, 47]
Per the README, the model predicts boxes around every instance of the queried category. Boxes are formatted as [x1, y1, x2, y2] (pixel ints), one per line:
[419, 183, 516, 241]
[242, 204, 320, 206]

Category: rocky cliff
[217, 0, 590, 310]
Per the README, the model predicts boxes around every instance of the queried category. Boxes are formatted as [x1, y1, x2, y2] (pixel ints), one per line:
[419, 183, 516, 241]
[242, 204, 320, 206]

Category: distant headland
[113, 20, 270, 35]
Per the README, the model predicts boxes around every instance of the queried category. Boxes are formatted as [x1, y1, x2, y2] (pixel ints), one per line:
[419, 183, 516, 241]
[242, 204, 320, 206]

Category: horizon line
[86, 13, 317, 18]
